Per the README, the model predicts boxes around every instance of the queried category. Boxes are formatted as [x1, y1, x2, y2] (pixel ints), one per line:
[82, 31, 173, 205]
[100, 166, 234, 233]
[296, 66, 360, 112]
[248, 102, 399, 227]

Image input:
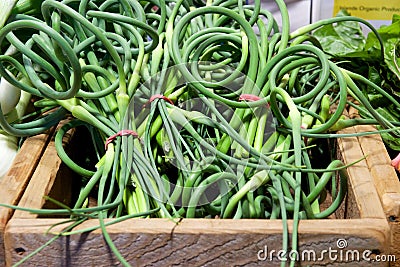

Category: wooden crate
[351, 124, 400, 266]
[2, 124, 395, 266]
[0, 129, 54, 266]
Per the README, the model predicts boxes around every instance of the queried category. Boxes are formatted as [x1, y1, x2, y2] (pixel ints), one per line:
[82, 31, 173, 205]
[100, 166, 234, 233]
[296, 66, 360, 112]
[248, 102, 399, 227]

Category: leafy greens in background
[313, 10, 400, 93]
[311, 10, 400, 151]
[313, 10, 366, 57]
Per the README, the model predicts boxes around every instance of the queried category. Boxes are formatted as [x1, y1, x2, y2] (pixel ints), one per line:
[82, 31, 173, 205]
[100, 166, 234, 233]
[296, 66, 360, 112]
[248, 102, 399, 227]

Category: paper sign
[333, 0, 400, 20]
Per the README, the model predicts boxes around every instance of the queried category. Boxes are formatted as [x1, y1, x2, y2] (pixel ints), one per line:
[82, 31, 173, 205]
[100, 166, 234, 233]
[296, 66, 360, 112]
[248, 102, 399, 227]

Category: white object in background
[0, 90, 31, 180]
[248, 0, 312, 31]
[311, 0, 400, 32]
[0, 45, 22, 115]
[0, 44, 30, 180]
[0, 133, 18, 179]
[0, 0, 18, 28]
[0, 76, 21, 115]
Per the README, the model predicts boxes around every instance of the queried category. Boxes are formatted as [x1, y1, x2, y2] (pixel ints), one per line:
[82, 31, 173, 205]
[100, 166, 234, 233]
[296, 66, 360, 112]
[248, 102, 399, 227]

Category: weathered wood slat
[4, 218, 389, 267]
[337, 125, 387, 219]
[0, 130, 53, 266]
[13, 120, 75, 219]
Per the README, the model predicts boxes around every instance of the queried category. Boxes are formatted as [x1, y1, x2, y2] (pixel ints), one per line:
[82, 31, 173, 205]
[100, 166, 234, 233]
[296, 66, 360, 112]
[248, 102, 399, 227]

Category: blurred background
[247, 0, 312, 31]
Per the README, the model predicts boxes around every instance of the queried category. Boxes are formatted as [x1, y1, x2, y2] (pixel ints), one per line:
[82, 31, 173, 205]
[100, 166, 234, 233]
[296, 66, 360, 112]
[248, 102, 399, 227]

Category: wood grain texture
[0, 130, 53, 266]
[13, 120, 75, 219]
[4, 218, 389, 267]
[354, 124, 400, 198]
[337, 126, 386, 219]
